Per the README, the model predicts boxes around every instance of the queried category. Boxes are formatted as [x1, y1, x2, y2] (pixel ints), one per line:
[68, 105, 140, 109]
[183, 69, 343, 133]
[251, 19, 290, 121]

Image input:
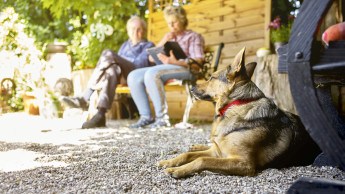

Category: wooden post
[148, 0, 154, 41]
[264, 0, 272, 49]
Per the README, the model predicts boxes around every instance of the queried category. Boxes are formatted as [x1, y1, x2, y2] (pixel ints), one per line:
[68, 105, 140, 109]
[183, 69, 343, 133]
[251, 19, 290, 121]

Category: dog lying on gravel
[157, 47, 320, 178]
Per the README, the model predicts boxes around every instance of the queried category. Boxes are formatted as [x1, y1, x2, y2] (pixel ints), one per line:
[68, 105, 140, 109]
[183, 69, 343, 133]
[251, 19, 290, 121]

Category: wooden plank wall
[147, 0, 271, 121]
[148, 0, 271, 70]
[149, 87, 216, 121]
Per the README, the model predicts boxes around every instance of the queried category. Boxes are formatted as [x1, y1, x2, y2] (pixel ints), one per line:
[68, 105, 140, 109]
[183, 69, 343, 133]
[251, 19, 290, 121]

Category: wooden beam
[148, 0, 154, 41]
[264, 0, 272, 48]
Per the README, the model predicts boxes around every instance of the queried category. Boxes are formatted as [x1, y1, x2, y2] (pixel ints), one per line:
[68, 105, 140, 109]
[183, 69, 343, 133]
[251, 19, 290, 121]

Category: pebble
[0, 119, 344, 193]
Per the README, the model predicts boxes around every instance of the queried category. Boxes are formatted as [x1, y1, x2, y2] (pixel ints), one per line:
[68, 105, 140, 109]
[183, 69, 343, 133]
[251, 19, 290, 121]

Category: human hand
[157, 32, 176, 47]
[149, 55, 155, 63]
[163, 32, 176, 42]
[158, 50, 178, 64]
[322, 22, 345, 45]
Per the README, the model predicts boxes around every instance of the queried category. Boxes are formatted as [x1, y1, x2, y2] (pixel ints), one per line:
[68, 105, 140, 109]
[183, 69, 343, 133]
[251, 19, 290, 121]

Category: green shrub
[41, 0, 140, 70]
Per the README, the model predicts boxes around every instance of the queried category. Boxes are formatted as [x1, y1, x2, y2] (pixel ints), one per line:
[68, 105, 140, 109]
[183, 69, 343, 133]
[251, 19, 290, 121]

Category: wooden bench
[278, 0, 345, 191]
[90, 43, 224, 128]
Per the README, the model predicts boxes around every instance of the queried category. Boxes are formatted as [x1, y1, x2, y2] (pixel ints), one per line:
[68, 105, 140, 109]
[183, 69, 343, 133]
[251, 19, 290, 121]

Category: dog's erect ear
[226, 47, 245, 80]
[245, 62, 257, 78]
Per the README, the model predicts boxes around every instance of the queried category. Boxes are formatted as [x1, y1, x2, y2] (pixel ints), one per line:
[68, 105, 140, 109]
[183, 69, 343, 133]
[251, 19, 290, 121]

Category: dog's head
[192, 47, 256, 102]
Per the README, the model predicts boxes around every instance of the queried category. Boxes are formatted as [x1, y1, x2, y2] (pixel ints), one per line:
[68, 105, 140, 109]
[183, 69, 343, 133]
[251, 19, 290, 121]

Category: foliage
[0, 7, 48, 111]
[0, 0, 74, 49]
[0, 0, 148, 113]
[1, 0, 148, 70]
[268, 15, 295, 43]
[271, 0, 303, 24]
[137, 0, 149, 18]
[40, 0, 140, 70]
[269, 0, 303, 44]
[0, 94, 23, 112]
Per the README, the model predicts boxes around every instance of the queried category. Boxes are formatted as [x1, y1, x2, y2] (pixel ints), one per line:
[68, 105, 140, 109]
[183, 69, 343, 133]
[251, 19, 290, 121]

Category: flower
[267, 15, 295, 43]
[90, 23, 114, 42]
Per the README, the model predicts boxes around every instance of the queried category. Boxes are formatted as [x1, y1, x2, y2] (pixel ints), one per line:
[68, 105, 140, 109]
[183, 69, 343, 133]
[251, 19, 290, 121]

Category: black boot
[82, 113, 106, 129]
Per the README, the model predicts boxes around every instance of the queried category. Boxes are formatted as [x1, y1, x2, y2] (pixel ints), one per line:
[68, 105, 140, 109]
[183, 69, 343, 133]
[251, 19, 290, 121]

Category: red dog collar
[219, 99, 257, 116]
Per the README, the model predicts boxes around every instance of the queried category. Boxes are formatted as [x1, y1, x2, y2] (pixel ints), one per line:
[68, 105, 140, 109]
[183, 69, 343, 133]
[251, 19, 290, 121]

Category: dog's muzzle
[191, 87, 213, 101]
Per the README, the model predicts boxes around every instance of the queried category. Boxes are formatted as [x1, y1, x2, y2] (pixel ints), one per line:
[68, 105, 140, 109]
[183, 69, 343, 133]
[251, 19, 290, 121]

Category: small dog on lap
[156, 47, 320, 178]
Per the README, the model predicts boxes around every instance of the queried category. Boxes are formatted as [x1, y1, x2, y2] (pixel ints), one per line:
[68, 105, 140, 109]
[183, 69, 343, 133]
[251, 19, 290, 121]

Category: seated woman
[128, 5, 205, 128]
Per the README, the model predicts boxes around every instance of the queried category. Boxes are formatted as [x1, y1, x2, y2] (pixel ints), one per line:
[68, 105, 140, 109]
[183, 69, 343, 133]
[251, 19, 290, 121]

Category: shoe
[82, 114, 106, 129]
[60, 96, 89, 110]
[129, 117, 155, 128]
[148, 117, 171, 129]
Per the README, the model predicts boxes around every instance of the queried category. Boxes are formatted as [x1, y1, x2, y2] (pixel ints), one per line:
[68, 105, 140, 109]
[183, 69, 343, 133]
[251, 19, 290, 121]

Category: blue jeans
[127, 64, 193, 119]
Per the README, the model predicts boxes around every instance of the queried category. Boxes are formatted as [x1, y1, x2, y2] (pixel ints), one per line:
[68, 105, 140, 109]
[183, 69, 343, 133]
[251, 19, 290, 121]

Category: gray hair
[127, 16, 147, 32]
[164, 5, 188, 28]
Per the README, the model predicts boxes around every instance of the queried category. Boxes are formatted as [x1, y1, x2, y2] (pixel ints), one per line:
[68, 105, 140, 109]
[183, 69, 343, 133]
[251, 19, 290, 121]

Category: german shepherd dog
[157, 48, 320, 178]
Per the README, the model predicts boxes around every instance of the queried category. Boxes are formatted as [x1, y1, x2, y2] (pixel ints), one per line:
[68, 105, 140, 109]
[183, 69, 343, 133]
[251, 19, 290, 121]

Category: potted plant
[268, 15, 295, 51]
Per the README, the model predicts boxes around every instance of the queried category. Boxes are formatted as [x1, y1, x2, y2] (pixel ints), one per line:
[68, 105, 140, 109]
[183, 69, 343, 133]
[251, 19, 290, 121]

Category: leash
[218, 99, 258, 116]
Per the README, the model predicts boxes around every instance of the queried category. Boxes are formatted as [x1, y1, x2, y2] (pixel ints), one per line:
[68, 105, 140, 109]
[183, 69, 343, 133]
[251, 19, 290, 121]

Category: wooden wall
[154, 86, 216, 121]
[145, 0, 272, 121]
[144, 0, 272, 121]
[147, 0, 271, 70]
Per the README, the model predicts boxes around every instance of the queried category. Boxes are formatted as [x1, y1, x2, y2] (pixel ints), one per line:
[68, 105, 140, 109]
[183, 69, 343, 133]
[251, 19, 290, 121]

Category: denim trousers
[127, 64, 192, 119]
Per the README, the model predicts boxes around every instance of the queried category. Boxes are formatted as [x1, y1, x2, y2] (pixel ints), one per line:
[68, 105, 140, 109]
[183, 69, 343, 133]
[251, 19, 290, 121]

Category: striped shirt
[172, 30, 205, 60]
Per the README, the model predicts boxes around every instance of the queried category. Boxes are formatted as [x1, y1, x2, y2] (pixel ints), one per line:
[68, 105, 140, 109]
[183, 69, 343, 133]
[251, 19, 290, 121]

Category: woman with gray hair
[128, 5, 205, 128]
[61, 16, 155, 129]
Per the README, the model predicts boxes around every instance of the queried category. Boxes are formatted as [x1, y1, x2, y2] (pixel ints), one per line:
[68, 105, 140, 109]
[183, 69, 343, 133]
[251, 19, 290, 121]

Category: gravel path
[0, 113, 344, 193]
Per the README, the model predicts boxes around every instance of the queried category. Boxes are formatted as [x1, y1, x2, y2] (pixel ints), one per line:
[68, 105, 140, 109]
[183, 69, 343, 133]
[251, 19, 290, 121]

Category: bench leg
[114, 93, 133, 119]
[88, 92, 133, 120]
[182, 92, 193, 123]
[175, 83, 195, 129]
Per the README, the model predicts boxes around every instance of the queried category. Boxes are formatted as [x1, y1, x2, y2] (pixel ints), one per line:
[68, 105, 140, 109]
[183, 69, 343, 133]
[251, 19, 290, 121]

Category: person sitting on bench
[127, 5, 205, 128]
[61, 16, 155, 129]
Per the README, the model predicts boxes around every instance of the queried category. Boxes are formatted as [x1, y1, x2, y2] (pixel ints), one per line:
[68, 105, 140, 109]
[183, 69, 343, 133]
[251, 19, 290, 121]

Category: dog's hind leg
[163, 157, 255, 178]
[189, 144, 210, 152]
[157, 146, 217, 168]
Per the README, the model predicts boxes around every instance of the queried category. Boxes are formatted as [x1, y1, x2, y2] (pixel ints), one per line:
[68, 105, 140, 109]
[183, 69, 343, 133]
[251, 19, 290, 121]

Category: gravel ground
[0, 113, 344, 193]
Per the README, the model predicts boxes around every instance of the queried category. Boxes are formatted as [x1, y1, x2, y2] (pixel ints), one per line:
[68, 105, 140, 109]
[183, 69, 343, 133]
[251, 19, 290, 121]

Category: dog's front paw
[164, 167, 189, 179]
[156, 159, 174, 168]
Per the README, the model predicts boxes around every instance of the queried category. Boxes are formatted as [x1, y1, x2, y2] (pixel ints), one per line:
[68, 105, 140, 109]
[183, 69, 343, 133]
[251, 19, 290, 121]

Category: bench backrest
[203, 42, 224, 80]
[188, 42, 224, 81]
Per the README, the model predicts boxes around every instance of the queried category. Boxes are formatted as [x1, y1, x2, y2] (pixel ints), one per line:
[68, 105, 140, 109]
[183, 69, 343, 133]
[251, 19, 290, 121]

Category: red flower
[288, 15, 296, 20]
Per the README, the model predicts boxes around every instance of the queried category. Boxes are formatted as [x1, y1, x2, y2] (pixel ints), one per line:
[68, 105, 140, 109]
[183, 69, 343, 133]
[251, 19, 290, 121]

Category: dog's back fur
[157, 48, 320, 178]
[211, 79, 319, 169]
